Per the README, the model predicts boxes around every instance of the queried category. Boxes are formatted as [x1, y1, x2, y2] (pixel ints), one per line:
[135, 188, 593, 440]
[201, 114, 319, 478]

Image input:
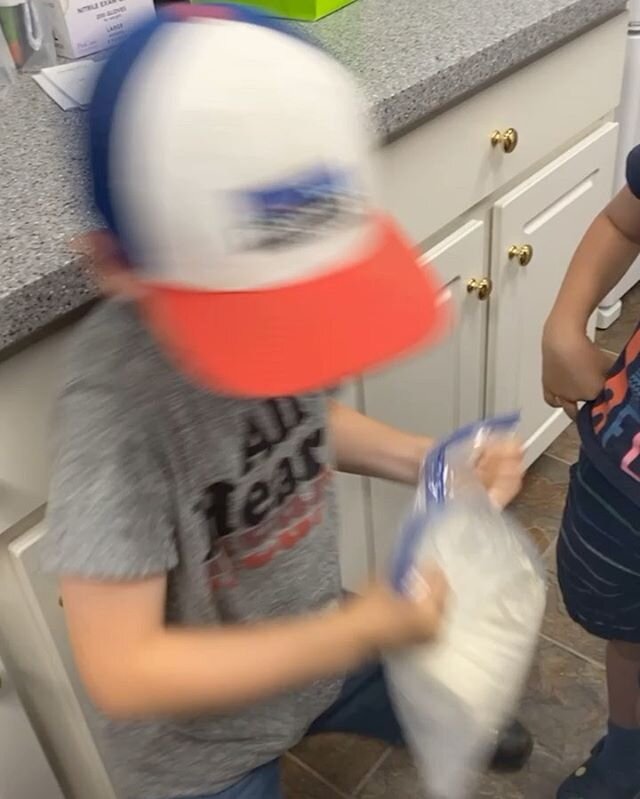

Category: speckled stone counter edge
[370, 2, 627, 137]
[0, 260, 97, 353]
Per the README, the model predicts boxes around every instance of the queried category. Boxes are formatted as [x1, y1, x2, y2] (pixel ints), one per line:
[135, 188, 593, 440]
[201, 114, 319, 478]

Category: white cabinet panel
[380, 15, 625, 246]
[488, 123, 618, 465]
[3, 524, 117, 799]
[9, 527, 80, 689]
[0, 657, 65, 799]
[362, 220, 487, 572]
[0, 330, 68, 533]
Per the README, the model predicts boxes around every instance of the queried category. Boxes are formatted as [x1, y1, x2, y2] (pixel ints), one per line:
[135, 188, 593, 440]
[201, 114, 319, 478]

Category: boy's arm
[60, 567, 446, 719]
[328, 399, 431, 485]
[328, 400, 523, 507]
[543, 158, 640, 418]
[545, 187, 640, 326]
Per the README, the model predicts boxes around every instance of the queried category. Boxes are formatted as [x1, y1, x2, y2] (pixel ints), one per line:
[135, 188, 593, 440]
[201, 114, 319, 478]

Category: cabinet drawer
[0, 331, 69, 533]
[380, 14, 626, 245]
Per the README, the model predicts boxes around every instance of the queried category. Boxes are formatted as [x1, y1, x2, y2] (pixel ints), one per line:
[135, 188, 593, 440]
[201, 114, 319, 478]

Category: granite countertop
[0, 0, 627, 352]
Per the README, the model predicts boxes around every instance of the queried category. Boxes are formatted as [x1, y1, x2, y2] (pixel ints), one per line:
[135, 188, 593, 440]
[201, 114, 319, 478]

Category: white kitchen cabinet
[0, 656, 65, 799]
[0, 329, 68, 534]
[380, 16, 625, 247]
[8, 526, 81, 694]
[0, 523, 117, 799]
[363, 220, 488, 572]
[488, 122, 618, 465]
[0, 661, 63, 799]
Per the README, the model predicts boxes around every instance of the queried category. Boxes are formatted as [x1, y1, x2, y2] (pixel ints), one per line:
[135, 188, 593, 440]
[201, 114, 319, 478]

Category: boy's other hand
[475, 439, 524, 509]
[349, 566, 448, 654]
[542, 320, 614, 419]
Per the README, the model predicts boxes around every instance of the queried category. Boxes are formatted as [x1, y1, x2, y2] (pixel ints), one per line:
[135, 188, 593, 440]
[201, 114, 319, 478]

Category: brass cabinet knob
[490, 127, 519, 153]
[508, 243, 534, 266]
[467, 277, 493, 300]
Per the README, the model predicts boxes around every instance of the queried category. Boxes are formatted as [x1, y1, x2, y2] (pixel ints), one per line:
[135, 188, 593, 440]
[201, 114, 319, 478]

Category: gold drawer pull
[58, 596, 64, 608]
[467, 277, 493, 300]
[491, 127, 519, 153]
[508, 244, 534, 266]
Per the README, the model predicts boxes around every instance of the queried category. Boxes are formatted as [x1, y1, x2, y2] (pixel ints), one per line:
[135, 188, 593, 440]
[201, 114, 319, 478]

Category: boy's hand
[542, 320, 613, 419]
[475, 439, 524, 508]
[348, 566, 448, 653]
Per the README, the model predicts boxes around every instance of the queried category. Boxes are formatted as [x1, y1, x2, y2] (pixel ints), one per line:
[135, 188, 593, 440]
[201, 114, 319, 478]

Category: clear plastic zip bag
[385, 415, 546, 799]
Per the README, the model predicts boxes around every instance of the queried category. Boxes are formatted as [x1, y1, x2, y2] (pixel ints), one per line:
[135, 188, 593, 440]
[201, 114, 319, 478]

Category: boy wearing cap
[43, 6, 529, 799]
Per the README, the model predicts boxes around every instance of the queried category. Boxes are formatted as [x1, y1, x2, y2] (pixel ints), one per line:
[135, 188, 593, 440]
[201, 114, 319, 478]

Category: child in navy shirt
[543, 144, 640, 799]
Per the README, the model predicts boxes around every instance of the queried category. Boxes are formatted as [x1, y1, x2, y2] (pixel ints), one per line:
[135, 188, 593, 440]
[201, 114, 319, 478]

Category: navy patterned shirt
[578, 145, 640, 505]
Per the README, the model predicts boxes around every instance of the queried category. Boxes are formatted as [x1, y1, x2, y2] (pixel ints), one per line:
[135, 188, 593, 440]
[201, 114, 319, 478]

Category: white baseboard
[525, 410, 572, 468]
[596, 300, 622, 330]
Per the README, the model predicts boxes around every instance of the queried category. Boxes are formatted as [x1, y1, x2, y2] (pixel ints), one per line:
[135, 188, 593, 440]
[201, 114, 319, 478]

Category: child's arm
[328, 399, 431, 485]
[329, 400, 523, 507]
[543, 168, 640, 418]
[60, 566, 446, 719]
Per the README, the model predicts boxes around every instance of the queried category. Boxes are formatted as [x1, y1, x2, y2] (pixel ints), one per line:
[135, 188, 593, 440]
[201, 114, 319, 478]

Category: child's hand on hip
[542, 321, 614, 419]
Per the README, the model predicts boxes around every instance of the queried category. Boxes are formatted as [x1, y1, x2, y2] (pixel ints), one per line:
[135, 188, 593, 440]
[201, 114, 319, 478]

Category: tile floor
[282, 288, 640, 798]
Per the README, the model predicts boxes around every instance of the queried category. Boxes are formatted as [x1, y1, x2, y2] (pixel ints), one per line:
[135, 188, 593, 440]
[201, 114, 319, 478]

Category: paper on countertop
[33, 58, 103, 110]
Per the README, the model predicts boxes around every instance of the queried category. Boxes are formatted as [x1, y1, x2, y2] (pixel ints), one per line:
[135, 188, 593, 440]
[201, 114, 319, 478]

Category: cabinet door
[362, 220, 487, 572]
[488, 123, 618, 465]
[334, 381, 371, 592]
[0, 329, 68, 534]
[0, 657, 65, 799]
[3, 525, 117, 799]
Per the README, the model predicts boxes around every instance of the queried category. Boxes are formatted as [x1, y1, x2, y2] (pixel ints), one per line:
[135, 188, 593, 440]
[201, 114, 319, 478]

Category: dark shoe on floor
[490, 720, 534, 772]
[557, 749, 640, 799]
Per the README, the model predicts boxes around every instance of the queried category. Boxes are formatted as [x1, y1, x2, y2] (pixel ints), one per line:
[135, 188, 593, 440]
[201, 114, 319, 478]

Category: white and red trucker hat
[89, 3, 449, 397]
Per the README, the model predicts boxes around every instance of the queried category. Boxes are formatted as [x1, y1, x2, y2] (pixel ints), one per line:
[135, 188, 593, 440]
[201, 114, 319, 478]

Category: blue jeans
[186, 663, 403, 798]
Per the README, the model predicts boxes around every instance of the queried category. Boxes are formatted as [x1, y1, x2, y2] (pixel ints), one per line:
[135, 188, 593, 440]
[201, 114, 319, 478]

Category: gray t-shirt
[43, 300, 344, 799]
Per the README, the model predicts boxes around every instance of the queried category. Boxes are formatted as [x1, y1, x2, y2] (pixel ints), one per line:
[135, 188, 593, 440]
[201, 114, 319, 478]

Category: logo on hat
[234, 166, 365, 252]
